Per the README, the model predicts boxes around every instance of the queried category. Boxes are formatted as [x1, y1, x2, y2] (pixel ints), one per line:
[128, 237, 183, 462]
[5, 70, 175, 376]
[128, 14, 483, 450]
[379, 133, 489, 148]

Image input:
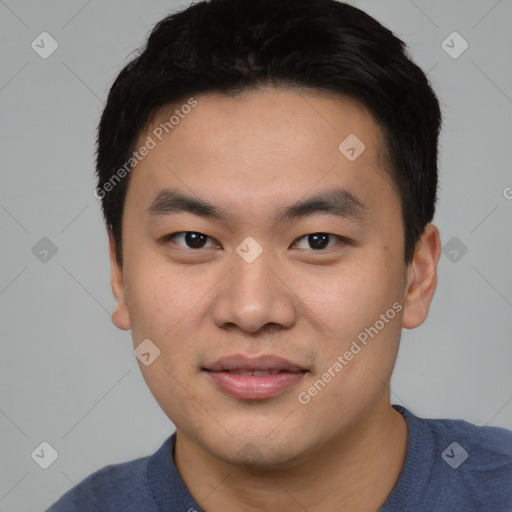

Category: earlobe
[108, 231, 131, 331]
[402, 224, 441, 329]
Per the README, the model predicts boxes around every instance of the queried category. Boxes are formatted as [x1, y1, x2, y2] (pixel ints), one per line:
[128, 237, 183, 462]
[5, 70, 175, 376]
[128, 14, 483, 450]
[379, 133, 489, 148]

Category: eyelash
[162, 231, 349, 251]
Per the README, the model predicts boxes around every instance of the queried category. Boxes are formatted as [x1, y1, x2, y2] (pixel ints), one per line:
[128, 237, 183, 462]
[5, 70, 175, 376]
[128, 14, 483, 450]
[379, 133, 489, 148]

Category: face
[110, 87, 429, 466]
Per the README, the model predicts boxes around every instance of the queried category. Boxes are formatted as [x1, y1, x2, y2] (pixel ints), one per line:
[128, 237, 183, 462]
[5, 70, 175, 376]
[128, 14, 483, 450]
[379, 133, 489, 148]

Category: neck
[174, 399, 408, 512]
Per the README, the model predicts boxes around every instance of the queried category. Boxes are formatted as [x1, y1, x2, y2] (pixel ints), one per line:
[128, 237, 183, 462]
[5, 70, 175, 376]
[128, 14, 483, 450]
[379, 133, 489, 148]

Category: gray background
[1, 0, 511, 510]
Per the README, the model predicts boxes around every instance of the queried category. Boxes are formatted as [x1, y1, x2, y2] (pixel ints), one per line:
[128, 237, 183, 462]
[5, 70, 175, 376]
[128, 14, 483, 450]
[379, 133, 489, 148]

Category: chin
[204, 429, 307, 469]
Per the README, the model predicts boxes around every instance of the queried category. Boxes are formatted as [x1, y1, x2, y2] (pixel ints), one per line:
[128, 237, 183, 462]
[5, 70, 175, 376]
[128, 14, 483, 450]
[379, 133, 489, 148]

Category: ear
[108, 231, 131, 331]
[402, 223, 441, 329]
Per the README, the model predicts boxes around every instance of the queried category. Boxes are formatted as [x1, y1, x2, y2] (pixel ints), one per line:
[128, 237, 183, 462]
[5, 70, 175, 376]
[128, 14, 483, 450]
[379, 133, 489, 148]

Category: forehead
[128, 87, 398, 222]
[142, 87, 384, 159]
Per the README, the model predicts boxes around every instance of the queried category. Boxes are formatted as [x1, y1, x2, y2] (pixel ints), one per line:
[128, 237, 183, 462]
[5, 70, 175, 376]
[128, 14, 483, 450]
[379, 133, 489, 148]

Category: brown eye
[165, 232, 218, 249]
[293, 233, 346, 250]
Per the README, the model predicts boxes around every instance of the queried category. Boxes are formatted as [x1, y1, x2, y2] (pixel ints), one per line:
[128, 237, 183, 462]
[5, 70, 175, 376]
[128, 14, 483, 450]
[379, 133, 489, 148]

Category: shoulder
[424, 414, 512, 463]
[46, 453, 154, 512]
[402, 406, 512, 510]
[432, 417, 512, 508]
[398, 405, 512, 462]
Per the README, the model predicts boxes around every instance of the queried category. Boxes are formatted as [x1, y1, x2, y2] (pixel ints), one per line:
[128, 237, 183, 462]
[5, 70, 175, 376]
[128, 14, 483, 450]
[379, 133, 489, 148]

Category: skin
[109, 86, 441, 512]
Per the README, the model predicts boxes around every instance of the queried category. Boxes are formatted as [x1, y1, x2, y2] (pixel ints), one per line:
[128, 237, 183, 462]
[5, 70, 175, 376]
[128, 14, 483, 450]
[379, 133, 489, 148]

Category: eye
[163, 231, 220, 249]
[292, 233, 347, 250]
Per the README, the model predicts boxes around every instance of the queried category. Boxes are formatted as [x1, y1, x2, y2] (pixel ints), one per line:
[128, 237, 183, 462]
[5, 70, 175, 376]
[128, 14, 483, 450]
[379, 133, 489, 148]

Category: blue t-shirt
[46, 405, 512, 511]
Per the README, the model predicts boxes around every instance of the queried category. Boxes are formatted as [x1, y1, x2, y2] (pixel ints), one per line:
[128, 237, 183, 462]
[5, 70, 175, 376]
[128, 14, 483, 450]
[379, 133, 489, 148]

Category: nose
[210, 246, 298, 334]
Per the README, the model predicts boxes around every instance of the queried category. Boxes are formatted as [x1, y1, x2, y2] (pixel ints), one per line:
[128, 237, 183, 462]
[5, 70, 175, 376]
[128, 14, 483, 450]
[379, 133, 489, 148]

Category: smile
[203, 354, 309, 400]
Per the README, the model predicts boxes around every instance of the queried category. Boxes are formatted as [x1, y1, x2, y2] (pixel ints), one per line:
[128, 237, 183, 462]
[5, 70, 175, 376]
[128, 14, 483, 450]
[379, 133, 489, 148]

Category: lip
[205, 354, 307, 373]
[203, 354, 308, 400]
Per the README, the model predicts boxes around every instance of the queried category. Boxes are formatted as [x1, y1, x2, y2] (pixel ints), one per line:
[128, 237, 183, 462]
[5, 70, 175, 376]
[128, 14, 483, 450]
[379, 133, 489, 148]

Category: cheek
[295, 256, 404, 378]
[125, 262, 201, 334]
[295, 264, 385, 339]
[124, 262, 212, 371]
[125, 268, 209, 422]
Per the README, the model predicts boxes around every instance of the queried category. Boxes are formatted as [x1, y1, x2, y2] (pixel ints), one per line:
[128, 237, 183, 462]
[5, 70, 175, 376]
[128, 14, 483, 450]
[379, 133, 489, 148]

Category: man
[47, 0, 512, 510]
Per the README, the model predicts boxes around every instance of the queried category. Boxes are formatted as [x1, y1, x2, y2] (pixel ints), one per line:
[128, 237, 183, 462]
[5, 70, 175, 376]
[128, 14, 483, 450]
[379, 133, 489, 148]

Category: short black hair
[96, 0, 442, 266]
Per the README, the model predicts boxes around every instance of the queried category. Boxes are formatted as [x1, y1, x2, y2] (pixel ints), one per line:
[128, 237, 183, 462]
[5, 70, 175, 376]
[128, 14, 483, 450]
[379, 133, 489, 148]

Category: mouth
[203, 355, 309, 400]
[214, 369, 299, 376]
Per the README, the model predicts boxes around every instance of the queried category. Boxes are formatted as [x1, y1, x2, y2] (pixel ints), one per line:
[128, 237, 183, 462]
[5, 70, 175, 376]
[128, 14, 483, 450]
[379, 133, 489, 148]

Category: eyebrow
[145, 186, 368, 224]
